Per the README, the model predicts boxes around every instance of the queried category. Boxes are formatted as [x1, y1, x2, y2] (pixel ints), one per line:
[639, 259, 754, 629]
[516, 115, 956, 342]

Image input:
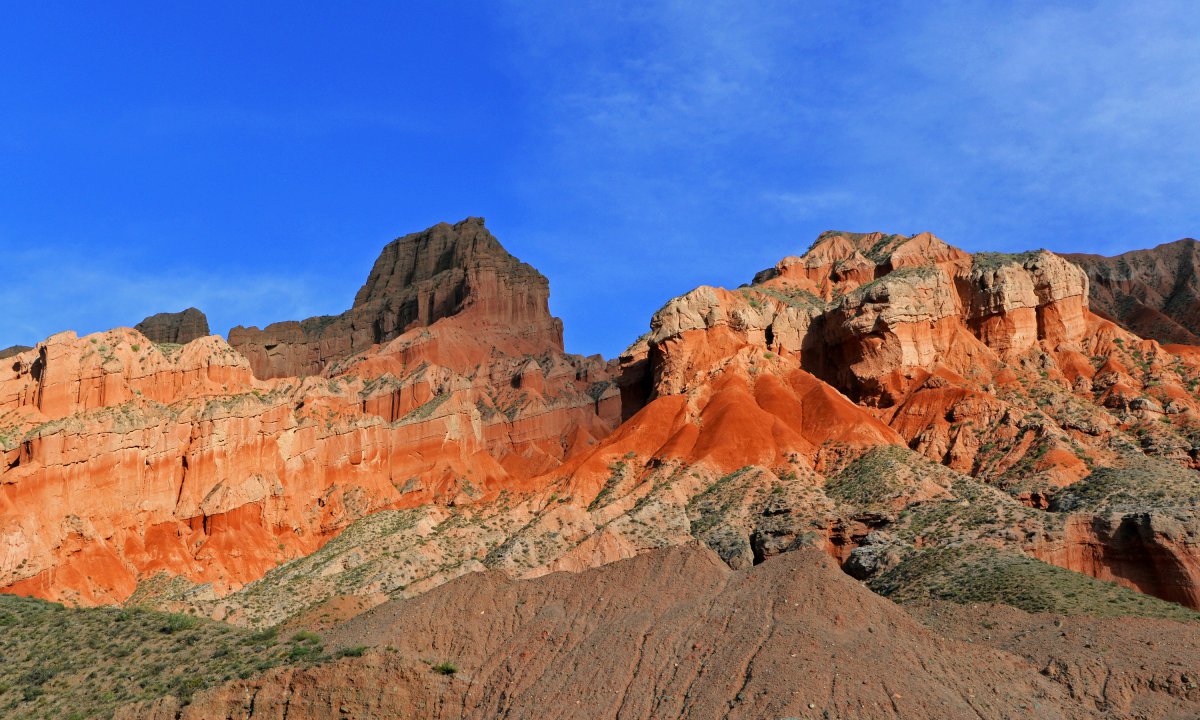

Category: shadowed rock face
[134, 307, 211, 345]
[1065, 239, 1200, 345]
[228, 217, 563, 379]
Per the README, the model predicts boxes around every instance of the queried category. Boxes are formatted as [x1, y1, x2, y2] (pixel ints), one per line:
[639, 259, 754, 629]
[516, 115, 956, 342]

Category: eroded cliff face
[1035, 511, 1200, 609]
[228, 217, 563, 379]
[607, 230, 1200, 608]
[6, 223, 1200, 621]
[1065, 238, 1200, 346]
[0, 220, 617, 606]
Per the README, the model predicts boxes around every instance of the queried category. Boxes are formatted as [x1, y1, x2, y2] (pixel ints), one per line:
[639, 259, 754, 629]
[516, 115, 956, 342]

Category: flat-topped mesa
[134, 307, 211, 345]
[229, 218, 564, 379]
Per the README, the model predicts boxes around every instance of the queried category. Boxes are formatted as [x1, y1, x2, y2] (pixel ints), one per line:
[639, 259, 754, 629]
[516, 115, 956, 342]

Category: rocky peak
[134, 307, 211, 345]
[229, 218, 564, 378]
[351, 217, 561, 347]
[753, 230, 972, 301]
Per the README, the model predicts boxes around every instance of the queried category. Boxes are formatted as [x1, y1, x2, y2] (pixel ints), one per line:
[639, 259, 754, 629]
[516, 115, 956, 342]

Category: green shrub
[160, 613, 199, 634]
[246, 626, 279, 645]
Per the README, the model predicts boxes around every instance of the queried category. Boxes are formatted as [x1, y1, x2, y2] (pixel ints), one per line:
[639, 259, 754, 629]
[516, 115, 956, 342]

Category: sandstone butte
[5, 219, 1200, 626]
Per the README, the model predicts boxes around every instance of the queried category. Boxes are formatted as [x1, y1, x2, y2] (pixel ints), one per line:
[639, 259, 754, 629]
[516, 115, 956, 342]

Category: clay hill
[5, 221, 1200, 717]
[111, 546, 1200, 720]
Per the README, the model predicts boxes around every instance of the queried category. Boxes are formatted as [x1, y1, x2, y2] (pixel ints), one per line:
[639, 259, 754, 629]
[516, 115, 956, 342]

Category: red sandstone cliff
[228, 217, 563, 379]
[0, 220, 617, 606]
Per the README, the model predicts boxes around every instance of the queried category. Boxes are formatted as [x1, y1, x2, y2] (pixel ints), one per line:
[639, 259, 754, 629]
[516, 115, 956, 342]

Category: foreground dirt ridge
[115, 546, 1200, 720]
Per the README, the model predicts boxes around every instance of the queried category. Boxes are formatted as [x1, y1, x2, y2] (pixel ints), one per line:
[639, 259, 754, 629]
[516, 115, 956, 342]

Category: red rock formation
[7, 221, 1200, 621]
[602, 230, 1200, 607]
[1035, 511, 1200, 609]
[0, 221, 617, 606]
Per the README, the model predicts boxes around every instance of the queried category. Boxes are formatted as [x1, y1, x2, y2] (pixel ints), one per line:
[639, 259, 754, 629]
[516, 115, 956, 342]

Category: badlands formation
[4, 220, 1200, 717]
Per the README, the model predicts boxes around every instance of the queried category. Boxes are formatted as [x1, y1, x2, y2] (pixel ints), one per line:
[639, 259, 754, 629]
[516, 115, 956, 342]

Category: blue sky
[2, 1, 1198, 358]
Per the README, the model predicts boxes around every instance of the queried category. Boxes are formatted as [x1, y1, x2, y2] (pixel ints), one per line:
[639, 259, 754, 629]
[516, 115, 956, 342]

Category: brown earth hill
[117, 545, 1200, 720]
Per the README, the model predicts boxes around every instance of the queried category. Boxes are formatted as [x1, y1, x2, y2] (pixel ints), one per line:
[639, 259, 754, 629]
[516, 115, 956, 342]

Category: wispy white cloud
[763, 190, 858, 220]
[7, 2, 1197, 359]
[493, 0, 1200, 355]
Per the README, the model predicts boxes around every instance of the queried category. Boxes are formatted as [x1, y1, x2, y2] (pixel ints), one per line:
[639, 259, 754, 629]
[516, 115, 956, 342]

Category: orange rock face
[0, 220, 617, 605]
[1034, 511, 1200, 608]
[6, 223, 1200, 618]
[605, 231, 1200, 606]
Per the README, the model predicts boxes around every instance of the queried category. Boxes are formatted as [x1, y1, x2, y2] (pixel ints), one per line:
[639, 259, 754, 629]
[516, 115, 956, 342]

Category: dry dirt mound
[116, 543, 1190, 720]
[912, 601, 1200, 720]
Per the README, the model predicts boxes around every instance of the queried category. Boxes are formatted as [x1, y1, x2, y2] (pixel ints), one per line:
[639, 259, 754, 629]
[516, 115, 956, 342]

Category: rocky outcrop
[604, 229, 1200, 609]
[134, 307, 211, 345]
[229, 217, 563, 379]
[1065, 239, 1200, 345]
[1036, 510, 1200, 609]
[7, 221, 1200, 628]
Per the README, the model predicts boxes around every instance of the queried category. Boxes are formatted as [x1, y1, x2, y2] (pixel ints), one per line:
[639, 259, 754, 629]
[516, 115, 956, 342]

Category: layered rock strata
[1066, 238, 1200, 345]
[0, 220, 617, 605]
